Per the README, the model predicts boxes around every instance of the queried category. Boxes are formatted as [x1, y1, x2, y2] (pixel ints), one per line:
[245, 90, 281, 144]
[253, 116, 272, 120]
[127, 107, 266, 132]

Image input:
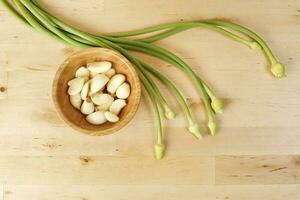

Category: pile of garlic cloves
[67, 61, 130, 125]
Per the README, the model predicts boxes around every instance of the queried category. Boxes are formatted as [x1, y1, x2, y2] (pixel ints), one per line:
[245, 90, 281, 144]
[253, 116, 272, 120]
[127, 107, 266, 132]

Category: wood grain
[0, 156, 214, 185]
[216, 155, 300, 185]
[3, 185, 300, 200]
[0, 0, 300, 199]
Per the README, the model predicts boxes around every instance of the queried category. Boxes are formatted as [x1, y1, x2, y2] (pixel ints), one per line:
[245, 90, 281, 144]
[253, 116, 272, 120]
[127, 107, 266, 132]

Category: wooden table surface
[1, 0, 300, 199]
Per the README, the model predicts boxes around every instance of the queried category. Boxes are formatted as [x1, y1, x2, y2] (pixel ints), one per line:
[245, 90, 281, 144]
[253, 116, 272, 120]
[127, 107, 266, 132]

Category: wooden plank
[0, 156, 214, 185]
[0, 185, 2, 200]
[0, 126, 299, 156]
[215, 155, 300, 185]
[3, 185, 300, 200]
[0, 55, 8, 100]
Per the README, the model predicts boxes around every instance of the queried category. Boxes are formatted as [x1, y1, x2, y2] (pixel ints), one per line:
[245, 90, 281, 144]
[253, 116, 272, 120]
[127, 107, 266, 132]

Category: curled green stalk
[11, 0, 70, 46]
[115, 42, 217, 135]
[203, 84, 223, 114]
[103, 37, 215, 123]
[137, 24, 261, 50]
[142, 71, 175, 120]
[0, 0, 28, 25]
[140, 61, 202, 139]
[137, 69, 165, 160]
[19, 0, 88, 48]
[206, 20, 286, 78]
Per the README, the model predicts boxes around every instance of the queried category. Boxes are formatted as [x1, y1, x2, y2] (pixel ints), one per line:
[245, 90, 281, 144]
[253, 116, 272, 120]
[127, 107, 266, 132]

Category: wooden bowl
[52, 48, 141, 136]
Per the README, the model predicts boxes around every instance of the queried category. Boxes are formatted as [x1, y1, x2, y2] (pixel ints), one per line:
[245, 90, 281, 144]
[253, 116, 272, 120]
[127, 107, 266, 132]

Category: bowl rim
[52, 47, 141, 136]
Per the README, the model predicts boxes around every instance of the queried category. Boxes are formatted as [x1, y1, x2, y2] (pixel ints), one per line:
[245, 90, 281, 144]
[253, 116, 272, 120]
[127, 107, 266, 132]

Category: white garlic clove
[104, 111, 119, 123]
[91, 93, 114, 106]
[68, 77, 85, 95]
[67, 76, 88, 86]
[87, 61, 112, 74]
[80, 98, 94, 115]
[116, 82, 130, 99]
[90, 74, 109, 95]
[67, 78, 76, 86]
[107, 74, 126, 94]
[86, 111, 107, 125]
[69, 93, 82, 110]
[81, 81, 90, 100]
[104, 68, 116, 78]
[109, 99, 126, 115]
[75, 66, 89, 78]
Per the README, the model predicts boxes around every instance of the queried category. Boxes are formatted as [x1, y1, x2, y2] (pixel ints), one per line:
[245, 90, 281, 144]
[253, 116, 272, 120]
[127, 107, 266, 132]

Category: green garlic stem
[138, 23, 259, 50]
[115, 42, 215, 122]
[20, 0, 88, 48]
[140, 61, 202, 139]
[12, 0, 70, 46]
[140, 68, 175, 120]
[0, 0, 28, 25]
[206, 20, 278, 63]
[102, 37, 215, 121]
[140, 73, 163, 145]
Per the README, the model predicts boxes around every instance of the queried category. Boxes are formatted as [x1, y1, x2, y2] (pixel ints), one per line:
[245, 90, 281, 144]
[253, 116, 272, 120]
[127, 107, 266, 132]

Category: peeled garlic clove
[91, 93, 114, 106]
[67, 76, 88, 86]
[104, 111, 119, 123]
[90, 74, 109, 95]
[67, 78, 76, 86]
[69, 93, 82, 110]
[81, 81, 90, 100]
[86, 111, 107, 125]
[81, 98, 94, 115]
[116, 82, 130, 99]
[68, 77, 85, 95]
[94, 94, 114, 111]
[87, 61, 112, 74]
[109, 99, 126, 115]
[105, 68, 116, 78]
[75, 66, 89, 78]
[107, 74, 126, 94]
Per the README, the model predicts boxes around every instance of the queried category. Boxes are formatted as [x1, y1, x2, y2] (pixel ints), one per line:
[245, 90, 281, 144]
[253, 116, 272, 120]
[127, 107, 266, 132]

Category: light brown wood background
[0, 0, 300, 199]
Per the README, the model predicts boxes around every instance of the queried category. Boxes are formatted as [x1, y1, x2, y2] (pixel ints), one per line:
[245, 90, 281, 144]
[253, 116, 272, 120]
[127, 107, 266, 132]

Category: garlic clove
[80, 98, 94, 115]
[68, 77, 85, 95]
[69, 93, 82, 110]
[67, 76, 88, 86]
[86, 111, 107, 125]
[91, 93, 114, 106]
[104, 68, 116, 78]
[109, 99, 126, 115]
[81, 81, 90, 100]
[107, 74, 126, 94]
[116, 82, 130, 99]
[67, 78, 76, 86]
[104, 111, 119, 123]
[87, 61, 112, 74]
[95, 94, 114, 111]
[90, 74, 109, 95]
[75, 66, 90, 78]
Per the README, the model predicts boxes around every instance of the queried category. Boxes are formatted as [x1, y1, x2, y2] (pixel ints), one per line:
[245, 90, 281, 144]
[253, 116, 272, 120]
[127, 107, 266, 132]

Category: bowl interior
[52, 48, 141, 136]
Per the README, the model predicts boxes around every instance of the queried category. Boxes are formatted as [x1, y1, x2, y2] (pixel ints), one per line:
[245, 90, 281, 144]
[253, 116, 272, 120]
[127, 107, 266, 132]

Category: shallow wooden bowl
[52, 48, 141, 136]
